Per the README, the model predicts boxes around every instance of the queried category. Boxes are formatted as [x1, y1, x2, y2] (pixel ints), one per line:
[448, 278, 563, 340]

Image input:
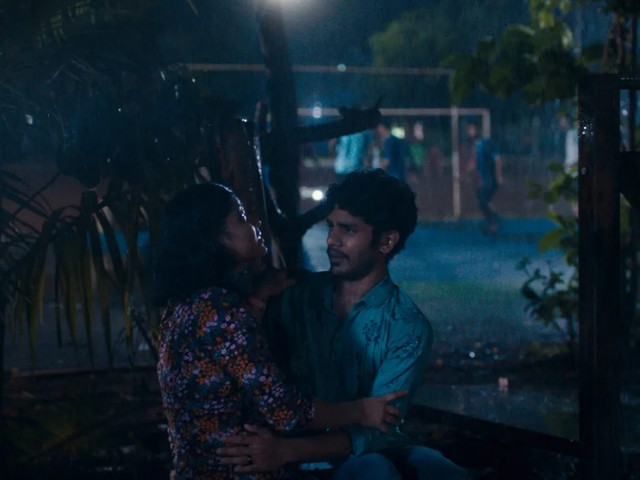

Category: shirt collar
[359, 274, 395, 307]
[322, 274, 394, 312]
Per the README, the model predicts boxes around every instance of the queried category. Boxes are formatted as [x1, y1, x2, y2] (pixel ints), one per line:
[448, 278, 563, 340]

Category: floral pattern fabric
[157, 286, 314, 479]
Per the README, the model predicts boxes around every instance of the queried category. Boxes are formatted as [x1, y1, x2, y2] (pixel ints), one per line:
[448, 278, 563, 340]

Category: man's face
[377, 124, 390, 139]
[325, 206, 384, 280]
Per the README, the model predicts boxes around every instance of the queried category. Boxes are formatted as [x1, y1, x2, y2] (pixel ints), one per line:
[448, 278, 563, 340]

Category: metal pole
[450, 107, 461, 219]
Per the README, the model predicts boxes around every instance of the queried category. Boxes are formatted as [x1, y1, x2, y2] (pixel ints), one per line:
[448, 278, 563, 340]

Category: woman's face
[217, 198, 267, 266]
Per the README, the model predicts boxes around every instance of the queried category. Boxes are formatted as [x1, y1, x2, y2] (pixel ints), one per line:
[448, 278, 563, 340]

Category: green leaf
[539, 228, 565, 252]
[88, 215, 113, 367]
[95, 209, 126, 289]
[78, 226, 95, 369]
[56, 232, 79, 347]
[22, 221, 54, 368]
[54, 254, 63, 348]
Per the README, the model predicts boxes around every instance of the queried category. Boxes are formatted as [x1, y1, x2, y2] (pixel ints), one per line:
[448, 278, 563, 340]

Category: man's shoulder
[389, 286, 432, 331]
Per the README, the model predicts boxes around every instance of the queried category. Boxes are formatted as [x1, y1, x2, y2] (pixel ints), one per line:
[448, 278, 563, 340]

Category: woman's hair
[150, 183, 237, 306]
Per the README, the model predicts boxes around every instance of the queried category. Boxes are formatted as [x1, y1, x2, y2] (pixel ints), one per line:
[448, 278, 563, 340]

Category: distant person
[407, 120, 426, 175]
[303, 142, 320, 166]
[559, 116, 578, 172]
[408, 121, 445, 178]
[333, 130, 373, 179]
[559, 115, 579, 216]
[217, 170, 470, 480]
[459, 122, 478, 176]
[466, 123, 503, 235]
[377, 119, 409, 181]
[151, 182, 409, 479]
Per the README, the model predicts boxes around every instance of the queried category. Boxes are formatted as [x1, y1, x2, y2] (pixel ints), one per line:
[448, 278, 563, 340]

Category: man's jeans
[315, 446, 471, 480]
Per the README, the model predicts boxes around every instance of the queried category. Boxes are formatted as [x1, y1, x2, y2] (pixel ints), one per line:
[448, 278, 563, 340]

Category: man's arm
[218, 315, 433, 470]
[217, 343, 425, 473]
[218, 390, 407, 473]
[345, 309, 433, 455]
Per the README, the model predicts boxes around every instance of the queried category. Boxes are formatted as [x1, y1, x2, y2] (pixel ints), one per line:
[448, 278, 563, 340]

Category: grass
[398, 279, 565, 348]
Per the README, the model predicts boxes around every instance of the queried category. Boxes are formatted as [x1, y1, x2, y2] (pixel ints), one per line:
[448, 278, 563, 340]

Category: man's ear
[379, 231, 400, 254]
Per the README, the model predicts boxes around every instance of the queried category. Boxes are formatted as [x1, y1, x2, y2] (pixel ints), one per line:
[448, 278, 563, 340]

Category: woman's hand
[245, 268, 296, 319]
[356, 390, 408, 432]
[251, 268, 296, 304]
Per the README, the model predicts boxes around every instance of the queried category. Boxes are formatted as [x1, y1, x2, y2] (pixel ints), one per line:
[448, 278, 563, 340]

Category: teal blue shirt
[267, 271, 433, 457]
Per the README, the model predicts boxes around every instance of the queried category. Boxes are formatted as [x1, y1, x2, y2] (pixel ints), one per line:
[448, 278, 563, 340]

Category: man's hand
[357, 390, 408, 433]
[217, 424, 288, 473]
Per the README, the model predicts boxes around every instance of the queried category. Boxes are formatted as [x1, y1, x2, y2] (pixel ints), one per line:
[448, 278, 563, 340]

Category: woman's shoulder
[171, 286, 250, 331]
[164, 287, 243, 319]
[189, 286, 243, 307]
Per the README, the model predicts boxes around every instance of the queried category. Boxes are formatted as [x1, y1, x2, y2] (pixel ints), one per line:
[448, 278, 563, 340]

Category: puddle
[414, 381, 640, 450]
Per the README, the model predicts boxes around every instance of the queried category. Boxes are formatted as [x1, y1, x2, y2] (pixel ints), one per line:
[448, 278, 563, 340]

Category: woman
[151, 183, 405, 479]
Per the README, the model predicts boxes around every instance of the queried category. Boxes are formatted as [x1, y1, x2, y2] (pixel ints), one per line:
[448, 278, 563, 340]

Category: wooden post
[254, 0, 302, 267]
[578, 74, 622, 480]
[254, 1, 300, 217]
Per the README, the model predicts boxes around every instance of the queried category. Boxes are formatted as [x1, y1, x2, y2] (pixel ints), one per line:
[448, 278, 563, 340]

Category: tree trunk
[254, 0, 302, 267]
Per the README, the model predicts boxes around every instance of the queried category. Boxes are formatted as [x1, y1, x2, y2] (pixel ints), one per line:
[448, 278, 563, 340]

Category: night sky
[154, 0, 608, 123]
[158, 0, 508, 64]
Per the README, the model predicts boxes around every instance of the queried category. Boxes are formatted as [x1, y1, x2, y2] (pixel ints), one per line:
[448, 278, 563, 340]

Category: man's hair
[325, 169, 418, 258]
[378, 117, 393, 130]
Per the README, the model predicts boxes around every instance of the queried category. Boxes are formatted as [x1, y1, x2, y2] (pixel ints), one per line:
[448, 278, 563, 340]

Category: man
[466, 123, 503, 235]
[377, 119, 409, 181]
[218, 169, 469, 480]
[460, 122, 479, 176]
[475, 135, 503, 235]
[559, 115, 578, 172]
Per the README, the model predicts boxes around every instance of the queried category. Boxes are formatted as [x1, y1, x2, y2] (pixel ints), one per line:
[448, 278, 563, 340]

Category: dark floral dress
[157, 287, 315, 479]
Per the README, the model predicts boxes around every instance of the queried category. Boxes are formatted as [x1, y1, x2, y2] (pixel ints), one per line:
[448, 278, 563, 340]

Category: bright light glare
[312, 102, 323, 119]
[311, 189, 324, 202]
[391, 126, 405, 139]
[275, 0, 308, 10]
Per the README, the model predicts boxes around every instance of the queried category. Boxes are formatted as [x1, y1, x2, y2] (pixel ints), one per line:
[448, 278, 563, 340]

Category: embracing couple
[152, 169, 470, 480]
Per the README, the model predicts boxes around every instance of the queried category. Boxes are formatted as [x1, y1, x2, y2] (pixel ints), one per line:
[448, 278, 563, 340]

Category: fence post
[578, 73, 622, 480]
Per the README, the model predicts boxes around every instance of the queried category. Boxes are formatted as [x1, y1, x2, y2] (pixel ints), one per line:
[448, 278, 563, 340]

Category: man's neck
[332, 267, 387, 320]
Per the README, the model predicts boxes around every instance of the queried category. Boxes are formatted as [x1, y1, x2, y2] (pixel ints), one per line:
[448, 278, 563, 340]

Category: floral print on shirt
[157, 287, 314, 479]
